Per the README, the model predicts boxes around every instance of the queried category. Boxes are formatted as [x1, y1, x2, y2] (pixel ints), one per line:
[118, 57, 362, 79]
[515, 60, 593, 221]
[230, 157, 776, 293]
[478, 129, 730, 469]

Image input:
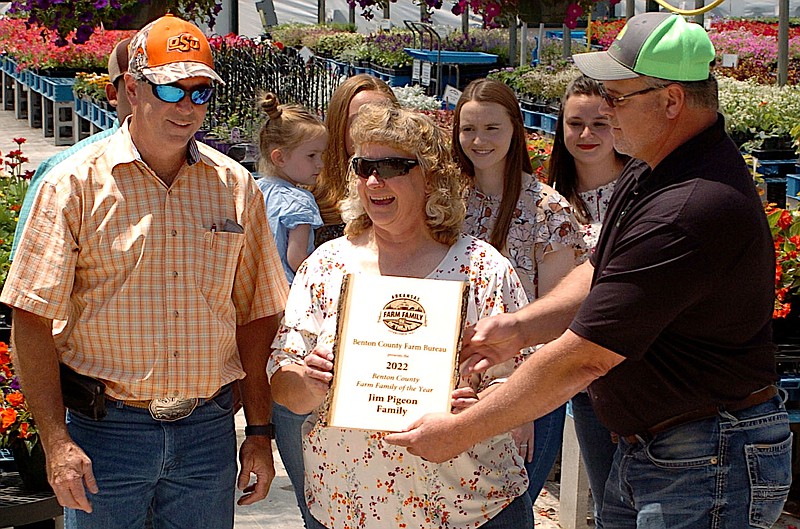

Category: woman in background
[453, 78, 586, 521]
[547, 75, 629, 528]
[313, 74, 397, 246]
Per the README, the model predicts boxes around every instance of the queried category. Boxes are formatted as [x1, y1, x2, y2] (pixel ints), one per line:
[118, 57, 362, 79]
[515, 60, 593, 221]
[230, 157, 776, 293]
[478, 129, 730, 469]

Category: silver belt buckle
[148, 397, 198, 422]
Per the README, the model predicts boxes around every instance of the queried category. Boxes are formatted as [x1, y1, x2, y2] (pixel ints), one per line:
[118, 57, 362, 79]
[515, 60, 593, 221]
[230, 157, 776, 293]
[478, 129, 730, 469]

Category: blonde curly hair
[341, 103, 465, 246]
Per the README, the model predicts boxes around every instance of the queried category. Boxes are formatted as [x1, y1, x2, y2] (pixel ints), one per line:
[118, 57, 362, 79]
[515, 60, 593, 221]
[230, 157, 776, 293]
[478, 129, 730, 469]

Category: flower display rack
[24, 71, 75, 146]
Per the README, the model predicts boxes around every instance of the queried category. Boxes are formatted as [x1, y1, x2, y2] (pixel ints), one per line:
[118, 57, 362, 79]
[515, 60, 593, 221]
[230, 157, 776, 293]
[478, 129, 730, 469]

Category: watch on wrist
[245, 424, 275, 439]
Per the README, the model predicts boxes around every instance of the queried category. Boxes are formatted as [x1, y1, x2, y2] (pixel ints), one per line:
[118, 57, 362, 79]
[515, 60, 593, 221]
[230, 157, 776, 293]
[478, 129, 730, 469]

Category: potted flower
[0, 341, 47, 491]
[766, 204, 800, 346]
[9, 0, 223, 46]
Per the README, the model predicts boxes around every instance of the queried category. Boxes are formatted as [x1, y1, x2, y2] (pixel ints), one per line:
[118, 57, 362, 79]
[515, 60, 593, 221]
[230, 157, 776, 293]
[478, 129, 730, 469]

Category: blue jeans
[571, 392, 617, 528]
[481, 493, 533, 529]
[272, 402, 316, 528]
[602, 395, 792, 529]
[65, 386, 238, 529]
[526, 404, 566, 500]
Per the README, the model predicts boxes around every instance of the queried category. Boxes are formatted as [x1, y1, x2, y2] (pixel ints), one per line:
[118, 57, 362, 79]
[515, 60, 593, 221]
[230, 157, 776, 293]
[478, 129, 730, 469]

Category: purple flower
[94, 0, 109, 7]
[73, 24, 94, 45]
[10, 378, 20, 391]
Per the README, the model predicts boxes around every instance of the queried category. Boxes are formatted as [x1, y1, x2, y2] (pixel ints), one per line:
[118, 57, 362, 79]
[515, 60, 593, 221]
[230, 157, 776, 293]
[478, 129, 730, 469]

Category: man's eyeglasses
[147, 80, 214, 105]
[351, 157, 419, 179]
[598, 85, 666, 108]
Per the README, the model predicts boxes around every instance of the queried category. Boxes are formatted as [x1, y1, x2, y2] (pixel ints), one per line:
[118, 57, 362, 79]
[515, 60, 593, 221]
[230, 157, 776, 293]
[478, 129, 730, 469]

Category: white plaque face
[326, 274, 468, 432]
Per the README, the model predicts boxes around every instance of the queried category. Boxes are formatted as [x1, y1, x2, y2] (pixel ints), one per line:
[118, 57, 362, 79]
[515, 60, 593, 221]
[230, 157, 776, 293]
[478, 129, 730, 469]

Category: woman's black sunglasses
[351, 157, 419, 179]
[147, 80, 214, 105]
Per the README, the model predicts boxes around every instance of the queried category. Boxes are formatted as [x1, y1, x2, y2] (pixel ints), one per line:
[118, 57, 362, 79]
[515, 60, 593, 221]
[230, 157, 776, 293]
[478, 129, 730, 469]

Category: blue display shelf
[403, 48, 498, 65]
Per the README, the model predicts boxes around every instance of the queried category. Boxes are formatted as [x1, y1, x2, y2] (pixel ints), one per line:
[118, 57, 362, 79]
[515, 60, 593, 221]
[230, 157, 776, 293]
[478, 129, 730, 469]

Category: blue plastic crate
[521, 108, 541, 130]
[788, 174, 800, 199]
[42, 76, 75, 102]
[756, 159, 797, 177]
[26, 71, 43, 94]
[539, 113, 558, 135]
[74, 97, 92, 120]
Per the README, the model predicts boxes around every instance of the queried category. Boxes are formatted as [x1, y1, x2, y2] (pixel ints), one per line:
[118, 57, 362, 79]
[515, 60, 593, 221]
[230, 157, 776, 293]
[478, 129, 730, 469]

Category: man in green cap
[386, 12, 790, 528]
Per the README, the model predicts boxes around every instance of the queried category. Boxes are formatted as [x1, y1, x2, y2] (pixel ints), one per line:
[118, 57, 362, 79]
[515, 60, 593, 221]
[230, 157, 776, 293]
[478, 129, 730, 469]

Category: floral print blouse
[578, 179, 617, 249]
[268, 234, 530, 529]
[463, 174, 587, 301]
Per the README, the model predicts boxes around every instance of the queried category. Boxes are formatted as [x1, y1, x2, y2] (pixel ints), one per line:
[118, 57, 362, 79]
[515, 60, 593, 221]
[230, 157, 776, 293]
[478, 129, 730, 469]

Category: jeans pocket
[746, 432, 793, 529]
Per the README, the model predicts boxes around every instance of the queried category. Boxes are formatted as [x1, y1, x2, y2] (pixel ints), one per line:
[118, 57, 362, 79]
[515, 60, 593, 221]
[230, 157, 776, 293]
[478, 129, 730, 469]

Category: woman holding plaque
[453, 78, 586, 512]
[268, 102, 532, 529]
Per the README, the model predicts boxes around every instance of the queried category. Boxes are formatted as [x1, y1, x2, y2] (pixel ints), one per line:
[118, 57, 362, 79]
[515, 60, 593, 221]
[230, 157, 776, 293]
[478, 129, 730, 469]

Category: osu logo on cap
[166, 33, 201, 53]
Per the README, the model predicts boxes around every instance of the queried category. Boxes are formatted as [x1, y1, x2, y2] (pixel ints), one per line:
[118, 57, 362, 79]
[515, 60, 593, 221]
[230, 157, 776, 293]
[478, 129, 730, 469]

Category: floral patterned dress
[463, 173, 586, 301]
[268, 234, 530, 529]
[578, 179, 617, 249]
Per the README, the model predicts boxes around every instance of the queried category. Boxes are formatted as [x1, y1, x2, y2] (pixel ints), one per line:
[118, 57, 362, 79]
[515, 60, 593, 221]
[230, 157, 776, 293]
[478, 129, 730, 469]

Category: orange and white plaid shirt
[1, 123, 289, 400]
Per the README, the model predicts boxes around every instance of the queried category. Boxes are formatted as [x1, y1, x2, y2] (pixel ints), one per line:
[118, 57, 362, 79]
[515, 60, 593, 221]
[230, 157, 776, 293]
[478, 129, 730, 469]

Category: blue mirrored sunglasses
[147, 80, 214, 105]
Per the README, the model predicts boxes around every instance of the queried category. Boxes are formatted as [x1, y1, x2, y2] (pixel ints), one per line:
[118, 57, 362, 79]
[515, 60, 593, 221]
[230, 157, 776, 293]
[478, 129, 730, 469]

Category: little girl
[257, 92, 328, 285]
[256, 92, 327, 529]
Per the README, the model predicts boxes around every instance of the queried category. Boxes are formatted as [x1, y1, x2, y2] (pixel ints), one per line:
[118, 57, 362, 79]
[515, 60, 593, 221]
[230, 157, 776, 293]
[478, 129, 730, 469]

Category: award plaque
[325, 274, 469, 431]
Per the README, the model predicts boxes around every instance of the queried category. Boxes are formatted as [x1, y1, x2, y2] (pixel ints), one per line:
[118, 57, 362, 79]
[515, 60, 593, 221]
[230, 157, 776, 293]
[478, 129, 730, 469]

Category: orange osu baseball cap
[128, 14, 224, 85]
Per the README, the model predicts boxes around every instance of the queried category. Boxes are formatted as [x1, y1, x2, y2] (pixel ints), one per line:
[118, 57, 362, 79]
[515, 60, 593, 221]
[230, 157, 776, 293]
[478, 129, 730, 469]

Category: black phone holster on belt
[60, 363, 107, 420]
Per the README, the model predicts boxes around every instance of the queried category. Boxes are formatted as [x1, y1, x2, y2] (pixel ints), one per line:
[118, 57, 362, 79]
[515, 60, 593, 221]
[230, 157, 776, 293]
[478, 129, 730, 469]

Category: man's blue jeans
[602, 395, 792, 529]
[65, 386, 238, 529]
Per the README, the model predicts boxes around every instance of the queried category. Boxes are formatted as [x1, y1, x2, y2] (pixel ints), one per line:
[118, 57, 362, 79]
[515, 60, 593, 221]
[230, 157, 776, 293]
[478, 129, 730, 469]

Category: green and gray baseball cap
[573, 13, 715, 81]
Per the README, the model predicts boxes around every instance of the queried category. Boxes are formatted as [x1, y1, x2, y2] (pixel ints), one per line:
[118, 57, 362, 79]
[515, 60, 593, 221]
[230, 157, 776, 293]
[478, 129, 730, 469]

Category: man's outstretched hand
[460, 312, 525, 375]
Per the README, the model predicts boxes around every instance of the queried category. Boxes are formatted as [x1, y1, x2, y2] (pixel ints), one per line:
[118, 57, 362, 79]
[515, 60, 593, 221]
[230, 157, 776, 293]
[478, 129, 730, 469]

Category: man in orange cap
[2, 15, 288, 529]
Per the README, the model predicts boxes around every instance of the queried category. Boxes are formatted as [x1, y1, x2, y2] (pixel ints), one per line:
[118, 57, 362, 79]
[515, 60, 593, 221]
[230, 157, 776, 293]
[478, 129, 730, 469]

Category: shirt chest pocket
[192, 227, 244, 297]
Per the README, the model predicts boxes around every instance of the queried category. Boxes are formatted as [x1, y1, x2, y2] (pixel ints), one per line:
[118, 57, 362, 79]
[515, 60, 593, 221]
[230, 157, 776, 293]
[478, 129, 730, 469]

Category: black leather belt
[620, 385, 779, 445]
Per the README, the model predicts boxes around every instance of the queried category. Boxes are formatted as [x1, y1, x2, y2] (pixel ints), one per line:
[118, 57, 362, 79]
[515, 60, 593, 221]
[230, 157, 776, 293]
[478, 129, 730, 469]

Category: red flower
[18, 423, 31, 439]
[0, 408, 17, 429]
[6, 392, 24, 407]
[12, 138, 25, 145]
[778, 210, 793, 230]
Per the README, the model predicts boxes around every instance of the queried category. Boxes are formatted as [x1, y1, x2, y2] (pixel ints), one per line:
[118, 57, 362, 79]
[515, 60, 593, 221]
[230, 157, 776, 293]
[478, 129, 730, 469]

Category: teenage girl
[547, 75, 628, 529]
[453, 78, 587, 521]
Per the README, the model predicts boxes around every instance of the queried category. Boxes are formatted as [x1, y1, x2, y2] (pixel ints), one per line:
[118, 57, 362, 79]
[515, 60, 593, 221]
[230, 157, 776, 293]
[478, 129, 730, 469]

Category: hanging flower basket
[113, 0, 171, 31]
[517, 0, 571, 25]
